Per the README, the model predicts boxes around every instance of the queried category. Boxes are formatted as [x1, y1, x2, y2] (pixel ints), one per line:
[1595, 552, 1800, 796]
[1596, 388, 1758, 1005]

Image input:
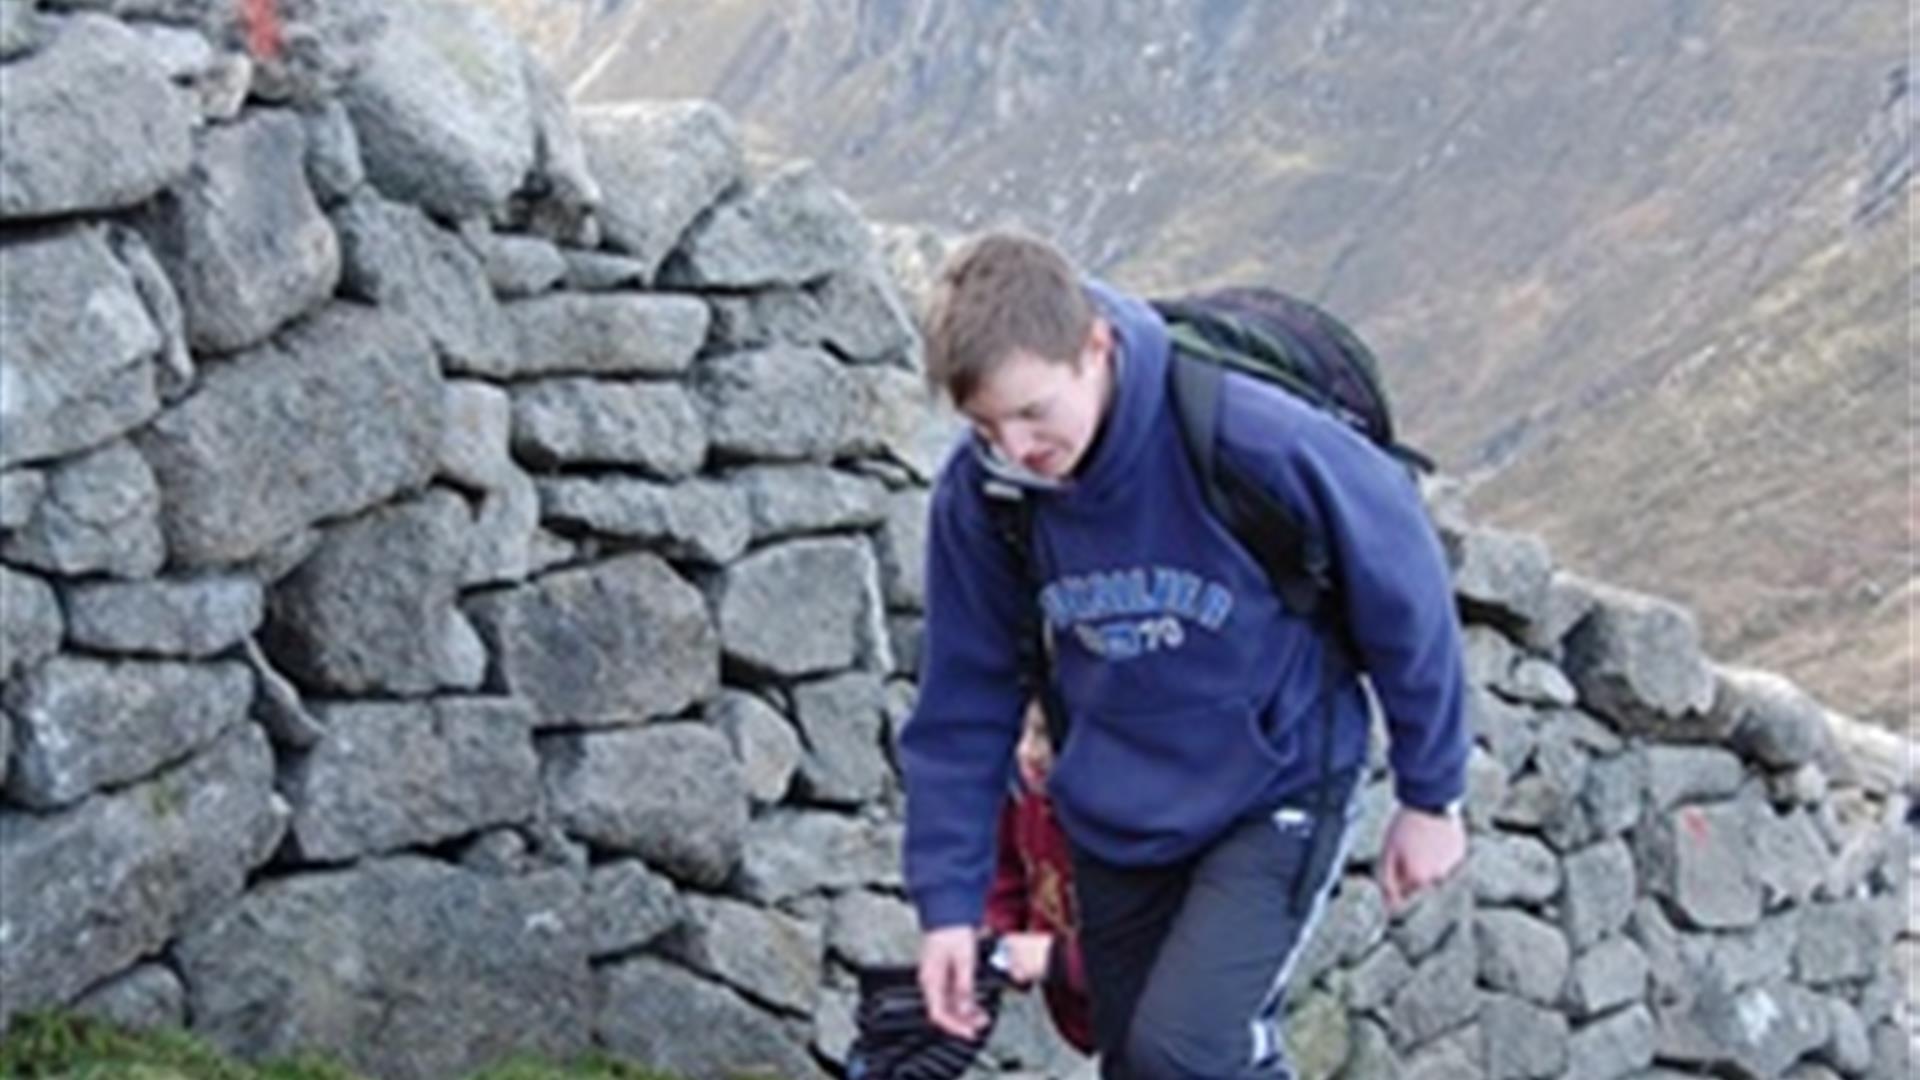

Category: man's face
[959, 322, 1113, 481]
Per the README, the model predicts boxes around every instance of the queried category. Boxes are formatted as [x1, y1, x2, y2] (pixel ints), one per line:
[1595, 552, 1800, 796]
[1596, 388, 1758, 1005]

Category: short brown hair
[921, 231, 1093, 403]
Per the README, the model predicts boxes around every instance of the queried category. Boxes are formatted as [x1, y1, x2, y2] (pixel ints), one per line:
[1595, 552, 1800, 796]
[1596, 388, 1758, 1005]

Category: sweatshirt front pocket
[1047, 695, 1289, 863]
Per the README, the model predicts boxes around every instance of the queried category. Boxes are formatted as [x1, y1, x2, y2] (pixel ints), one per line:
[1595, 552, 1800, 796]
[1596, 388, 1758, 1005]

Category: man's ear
[1084, 317, 1114, 372]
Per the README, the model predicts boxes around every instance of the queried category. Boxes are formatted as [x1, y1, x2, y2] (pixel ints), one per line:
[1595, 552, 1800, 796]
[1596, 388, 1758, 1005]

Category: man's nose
[1000, 423, 1037, 462]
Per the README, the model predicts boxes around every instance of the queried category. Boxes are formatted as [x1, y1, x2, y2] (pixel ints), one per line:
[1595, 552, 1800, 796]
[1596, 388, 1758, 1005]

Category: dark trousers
[1069, 783, 1356, 1079]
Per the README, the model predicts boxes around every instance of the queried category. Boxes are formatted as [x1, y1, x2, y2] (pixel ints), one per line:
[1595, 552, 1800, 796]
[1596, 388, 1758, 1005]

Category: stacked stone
[1271, 507, 1913, 1080]
[0, 3, 1909, 1080]
[0, 3, 994, 1078]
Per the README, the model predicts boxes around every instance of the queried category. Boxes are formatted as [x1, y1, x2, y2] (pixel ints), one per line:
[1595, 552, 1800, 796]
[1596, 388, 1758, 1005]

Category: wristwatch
[1405, 797, 1464, 820]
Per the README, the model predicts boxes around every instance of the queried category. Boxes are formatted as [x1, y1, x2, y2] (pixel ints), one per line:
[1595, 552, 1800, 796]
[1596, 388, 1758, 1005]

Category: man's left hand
[1377, 805, 1467, 913]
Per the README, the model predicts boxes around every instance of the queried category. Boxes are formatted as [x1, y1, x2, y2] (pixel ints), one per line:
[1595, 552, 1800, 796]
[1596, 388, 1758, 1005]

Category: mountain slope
[479, 0, 1911, 729]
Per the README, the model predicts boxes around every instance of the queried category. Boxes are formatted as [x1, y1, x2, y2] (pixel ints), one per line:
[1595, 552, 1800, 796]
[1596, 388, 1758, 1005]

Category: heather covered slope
[491, 0, 1911, 730]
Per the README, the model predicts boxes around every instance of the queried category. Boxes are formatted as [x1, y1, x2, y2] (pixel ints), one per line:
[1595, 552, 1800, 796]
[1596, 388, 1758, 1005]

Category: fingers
[918, 935, 987, 1039]
[1376, 847, 1407, 913]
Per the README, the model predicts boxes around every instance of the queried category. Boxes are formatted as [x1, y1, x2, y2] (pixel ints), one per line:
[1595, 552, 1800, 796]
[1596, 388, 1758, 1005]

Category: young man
[897, 231, 1470, 1078]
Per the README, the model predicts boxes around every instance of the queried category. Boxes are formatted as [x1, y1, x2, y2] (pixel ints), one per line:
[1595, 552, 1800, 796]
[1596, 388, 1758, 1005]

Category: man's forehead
[960, 353, 1065, 418]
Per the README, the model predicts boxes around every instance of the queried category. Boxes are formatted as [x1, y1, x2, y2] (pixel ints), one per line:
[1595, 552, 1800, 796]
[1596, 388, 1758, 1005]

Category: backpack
[982, 286, 1427, 749]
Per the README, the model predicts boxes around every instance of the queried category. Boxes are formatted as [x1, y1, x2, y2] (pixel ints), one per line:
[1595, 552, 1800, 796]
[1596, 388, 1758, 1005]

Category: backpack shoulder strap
[1167, 352, 1335, 623]
[980, 481, 1070, 749]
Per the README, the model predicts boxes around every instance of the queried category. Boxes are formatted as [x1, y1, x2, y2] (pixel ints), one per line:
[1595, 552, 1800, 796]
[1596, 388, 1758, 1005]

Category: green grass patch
[0, 1013, 683, 1080]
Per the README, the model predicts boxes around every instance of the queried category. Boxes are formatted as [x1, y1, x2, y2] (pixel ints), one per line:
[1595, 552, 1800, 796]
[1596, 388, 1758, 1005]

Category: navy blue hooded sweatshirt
[900, 281, 1468, 932]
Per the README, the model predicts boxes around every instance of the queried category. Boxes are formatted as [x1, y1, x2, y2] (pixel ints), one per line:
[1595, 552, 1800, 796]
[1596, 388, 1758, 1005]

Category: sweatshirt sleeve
[1226, 393, 1470, 812]
[899, 464, 1032, 931]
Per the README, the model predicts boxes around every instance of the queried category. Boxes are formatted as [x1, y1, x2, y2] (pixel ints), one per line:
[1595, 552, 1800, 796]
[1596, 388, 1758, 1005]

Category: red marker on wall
[238, 0, 283, 62]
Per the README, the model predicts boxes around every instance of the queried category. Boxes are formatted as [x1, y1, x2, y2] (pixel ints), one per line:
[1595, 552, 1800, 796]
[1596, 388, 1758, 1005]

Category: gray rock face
[1751, 809, 1830, 909]
[176, 857, 590, 1080]
[496, 293, 710, 379]
[1579, 748, 1646, 838]
[0, 722, 284, 1018]
[284, 698, 539, 862]
[1562, 839, 1638, 951]
[699, 345, 861, 462]
[706, 264, 918, 369]
[3, 655, 252, 809]
[729, 464, 888, 540]
[467, 553, 719, 726]
[238, 0, 385, 105]
[1563, 584, 1719, 737]
[341, 0, 534, 219]
[62, 574, 263, 658]
[1658, 979, 1832, 1079]
[735, 810, 903, 904]
[0, 14, 193, 218]
[72, 963, 186, 1032]
[1644, 745, 1745, 811]
[473, 231, 567, 297]
[2, 440, 165, 578]
[1296, 875, 1388, 987]
[1480, 993, 1570, 1080]
[300, 98, 366, 204]
[1445, 525, 1553, 631]
[541, 723, 747, 888]
[876, 489, 931, 609]
[1567, 938, 1649, 1019]
[1636, 800, 1763, 930]
[0, 0, 45, 61]
[0, 225, 163, 468]
[708, 286, 834, 353]
[263, 489, 474, 696]
[666, 893, 823, 1015]
[437, 379, 515, 490]
[710, 690, 802, 806]
[332, 196, 511, 372]
[1470, 682, 1537, 775]
[1471, 833, 1563, 907]
[1388, 921, 1480, 1049]
[554, 250, 642, 291]
[1523, 572, 1601, 656]
[587, 859, 685, 958]
[1476, 908, 1571, 1006]
[575, 100, 745, 279]
[113, 224, 194, 401]
[142, 108, 340, 354]
[0, 566, 61, 681]
[1345, 940, 1413, 1014]
[663, 162, 873, 289]
[137, 304, 444, 567]
[1792, 900, 1892, 988]
[538, 477, 749, 565]
[0, 468, 45, 530]
[717, 537, 888, 677]
[827, 889, 920, 970]
[1567, 1004, 1654, 1080]
[511, 378, 708, 476]
[848, 364, 960, 480]
[1714, 666, 1832, 770]
[814, 265, 922, 366]
[792, 673, 893, 806]
[597, 956, 825, 1080]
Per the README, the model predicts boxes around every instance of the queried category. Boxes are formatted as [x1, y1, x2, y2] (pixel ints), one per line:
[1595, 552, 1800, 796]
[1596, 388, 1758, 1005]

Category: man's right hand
[918, 925, 988, 1039]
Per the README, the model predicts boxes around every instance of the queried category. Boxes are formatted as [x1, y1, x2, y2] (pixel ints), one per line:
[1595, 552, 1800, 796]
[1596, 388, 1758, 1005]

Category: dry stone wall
[0, 3, 1910, 1080]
